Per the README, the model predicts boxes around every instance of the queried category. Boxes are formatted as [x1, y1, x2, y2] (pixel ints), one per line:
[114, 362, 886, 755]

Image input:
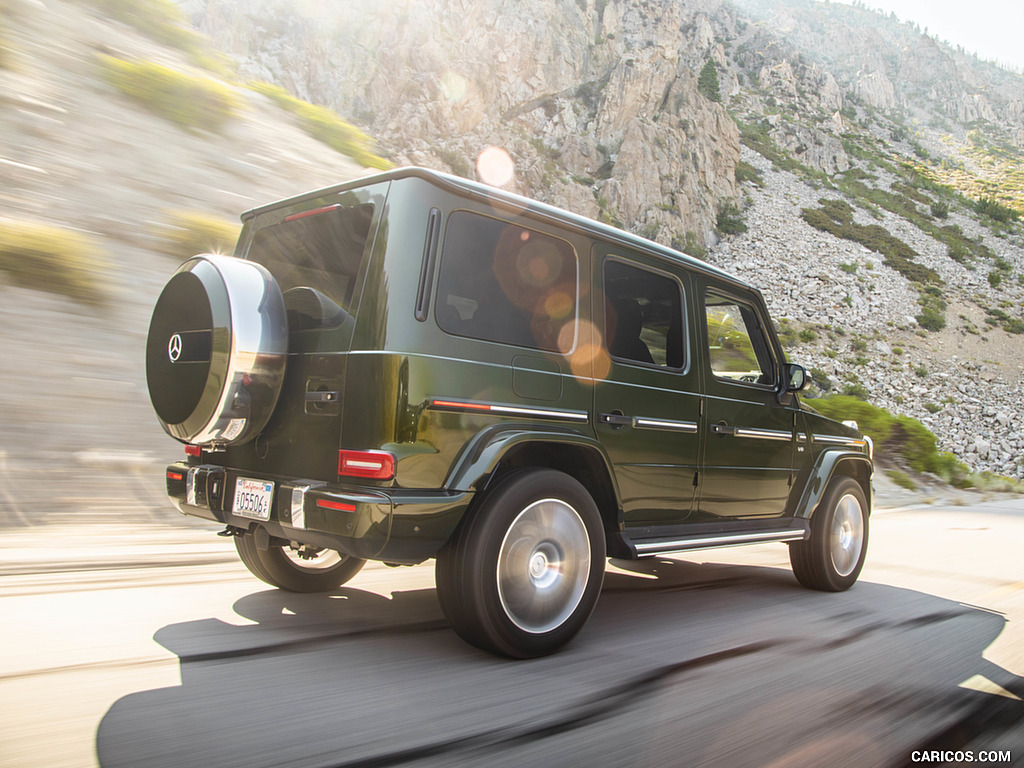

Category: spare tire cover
[146, 254, 287, 446]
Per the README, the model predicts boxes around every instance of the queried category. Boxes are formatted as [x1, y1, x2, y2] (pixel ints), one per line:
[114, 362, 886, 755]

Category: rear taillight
[338, 450, 395, 480]
[184, 445, 202, 457]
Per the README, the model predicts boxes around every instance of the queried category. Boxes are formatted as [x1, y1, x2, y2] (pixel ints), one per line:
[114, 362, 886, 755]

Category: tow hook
[217, 526, 245, 537]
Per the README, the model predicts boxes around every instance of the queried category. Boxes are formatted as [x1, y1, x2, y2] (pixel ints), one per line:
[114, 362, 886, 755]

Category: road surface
[1, 499, 1022, 768]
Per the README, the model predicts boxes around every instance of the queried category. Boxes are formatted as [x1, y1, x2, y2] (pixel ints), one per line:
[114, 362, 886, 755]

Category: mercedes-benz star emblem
[168, 333, 183, 363]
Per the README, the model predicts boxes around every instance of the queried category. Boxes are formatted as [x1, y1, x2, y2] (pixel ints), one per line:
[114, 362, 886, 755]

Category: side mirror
[783, 363, 808, 392]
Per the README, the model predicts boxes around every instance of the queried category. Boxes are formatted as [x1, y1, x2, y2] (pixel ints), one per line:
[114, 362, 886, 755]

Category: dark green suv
[147, 167, 872, 658]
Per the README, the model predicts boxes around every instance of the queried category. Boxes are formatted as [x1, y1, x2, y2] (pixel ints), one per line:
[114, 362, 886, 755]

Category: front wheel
[435, 469, 606, 658]
[235, 533, 366, 592]
[789, 476, 868, 592]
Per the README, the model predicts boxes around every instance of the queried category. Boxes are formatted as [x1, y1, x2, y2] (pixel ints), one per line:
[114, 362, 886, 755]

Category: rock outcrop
[182, 0, 743, 246]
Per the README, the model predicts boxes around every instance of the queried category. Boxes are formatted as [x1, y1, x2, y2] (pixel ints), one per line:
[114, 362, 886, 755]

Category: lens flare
[476, 146, 515, 188]
[562, 321, 610, 381]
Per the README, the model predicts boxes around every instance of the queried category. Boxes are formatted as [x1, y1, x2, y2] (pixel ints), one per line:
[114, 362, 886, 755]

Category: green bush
[715, 201, 747, 236]
[735, 160, 764, 187]
[0, 219, 108, 304]
[152, 210, 240, 260]
[99, 55, 239, 131]
[806, 395, 974, 486]
[801, 199, 940, 284]
[887, 469, 917, 490]
[249, 81, 391, 170]
[807, 396, 894, 444]
[974, 195, 1020, 223]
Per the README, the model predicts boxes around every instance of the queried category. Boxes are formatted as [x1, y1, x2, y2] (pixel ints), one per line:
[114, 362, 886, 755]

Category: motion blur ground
[0, 497, 1021, 767]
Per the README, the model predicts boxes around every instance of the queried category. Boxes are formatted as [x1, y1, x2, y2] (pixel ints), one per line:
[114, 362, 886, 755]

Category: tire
[789, 476, 869, 592]
[146, 254, 287, 447]
[234, 533, 366, 593]
[435, 469, 606, 658]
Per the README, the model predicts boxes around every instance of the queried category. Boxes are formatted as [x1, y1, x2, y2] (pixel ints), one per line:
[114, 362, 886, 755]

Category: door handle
[711, 422, 735, 436]
[599, 412, 632, 427]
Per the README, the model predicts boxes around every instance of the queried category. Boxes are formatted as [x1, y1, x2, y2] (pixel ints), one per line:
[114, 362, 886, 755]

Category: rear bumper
[165, 462, 471, 564]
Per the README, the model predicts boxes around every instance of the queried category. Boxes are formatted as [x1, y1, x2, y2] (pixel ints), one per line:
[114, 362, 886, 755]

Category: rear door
[593, 246, 702, 534]
[230, 183, 389, 481]
[696, 279, 797, 520]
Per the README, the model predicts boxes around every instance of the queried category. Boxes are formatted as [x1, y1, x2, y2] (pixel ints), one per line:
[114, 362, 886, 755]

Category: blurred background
[2, 0, 1023, 534]
[1, 2, 1023, 766]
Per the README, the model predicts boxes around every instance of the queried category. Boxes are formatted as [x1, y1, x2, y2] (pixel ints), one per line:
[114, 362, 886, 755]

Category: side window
[705, 292, 776, 386]
[604, 259, 685, 369]
[436, 211, 577, 352]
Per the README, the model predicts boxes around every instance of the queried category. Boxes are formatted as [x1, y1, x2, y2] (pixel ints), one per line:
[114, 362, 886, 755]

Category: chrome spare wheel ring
[497, 498, 591, 634]
[830, 493, 864, 577]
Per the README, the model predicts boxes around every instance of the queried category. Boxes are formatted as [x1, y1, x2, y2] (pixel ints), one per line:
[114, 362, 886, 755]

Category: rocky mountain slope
[0, 0, 1021, 530]
[181, 0, 1024, 480]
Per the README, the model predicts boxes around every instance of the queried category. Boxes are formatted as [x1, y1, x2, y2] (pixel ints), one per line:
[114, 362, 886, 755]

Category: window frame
[702, 287, 779, 391]
[601, 254, 689, 374]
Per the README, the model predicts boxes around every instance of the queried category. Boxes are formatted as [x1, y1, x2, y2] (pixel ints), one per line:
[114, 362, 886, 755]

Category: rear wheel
[435, 469, 605, 658]
[790, 476, 868, 592]
[235, 533, 365, 592]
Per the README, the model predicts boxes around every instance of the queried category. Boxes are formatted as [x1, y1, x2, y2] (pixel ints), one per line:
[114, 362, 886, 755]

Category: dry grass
[99, 55, 239, 131]
[0, 219, 108, 304]
[151, 210, 240, 260]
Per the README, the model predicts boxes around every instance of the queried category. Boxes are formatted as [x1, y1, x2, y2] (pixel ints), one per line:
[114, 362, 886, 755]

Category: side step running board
[629, 527, 809, 557]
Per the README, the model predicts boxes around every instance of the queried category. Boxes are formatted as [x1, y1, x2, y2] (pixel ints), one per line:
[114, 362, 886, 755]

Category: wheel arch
[446, 428, 623, 554]
[795, 450, 873, 520]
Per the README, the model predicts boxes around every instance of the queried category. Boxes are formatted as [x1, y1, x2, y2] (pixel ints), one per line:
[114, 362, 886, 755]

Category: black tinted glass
[604, 260, 685, 368]
[436, 212, 577, 352]
[248, 204, 374, 312]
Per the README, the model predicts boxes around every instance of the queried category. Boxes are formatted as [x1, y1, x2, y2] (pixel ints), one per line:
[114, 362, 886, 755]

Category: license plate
[233, 478, 274, 520]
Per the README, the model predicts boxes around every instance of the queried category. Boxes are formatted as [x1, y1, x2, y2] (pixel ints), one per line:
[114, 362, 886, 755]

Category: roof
[242, 166, 746, 289]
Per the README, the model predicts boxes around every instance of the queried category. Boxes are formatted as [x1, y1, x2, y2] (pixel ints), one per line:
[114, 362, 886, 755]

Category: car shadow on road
[96, 558, 1024, 768]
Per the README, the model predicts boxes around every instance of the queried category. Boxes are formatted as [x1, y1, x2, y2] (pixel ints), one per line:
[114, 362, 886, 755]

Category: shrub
[930, 200, 949, 219]
[248, 82, 391, 170]
[806, 396, 893, 445]
[715, 201, 747, 236]
[735, 160, 764, 187]
[801, 200, 941, 286]
[988, 270, 1003, 288]
[974, 195, 1020, 223]
[0, 219, 108, 304]
[887, 469, 917, 490]
[152, 210, 240, 260]
[99, 55, 239, 131]
[806, 395, 977, 486]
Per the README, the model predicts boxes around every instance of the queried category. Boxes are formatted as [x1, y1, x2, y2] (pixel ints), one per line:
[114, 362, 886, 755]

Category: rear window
[436, 211, 577, 352]
[247, 204, 375, 312]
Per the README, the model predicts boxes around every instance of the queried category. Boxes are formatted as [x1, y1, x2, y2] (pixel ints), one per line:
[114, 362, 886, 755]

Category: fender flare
[444, 423, 622, 500]
[794, 449, 873, 519]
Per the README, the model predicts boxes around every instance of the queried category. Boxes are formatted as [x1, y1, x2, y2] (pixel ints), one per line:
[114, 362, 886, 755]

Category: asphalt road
[2, 500, 1023, 768]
